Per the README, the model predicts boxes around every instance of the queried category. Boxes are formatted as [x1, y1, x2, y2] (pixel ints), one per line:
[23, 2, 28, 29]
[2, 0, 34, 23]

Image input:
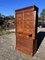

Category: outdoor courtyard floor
[0, 28, 45, 60]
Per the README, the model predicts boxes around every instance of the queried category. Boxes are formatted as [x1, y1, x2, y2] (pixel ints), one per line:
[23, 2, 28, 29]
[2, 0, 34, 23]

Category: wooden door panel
[16, 12, 23, 32]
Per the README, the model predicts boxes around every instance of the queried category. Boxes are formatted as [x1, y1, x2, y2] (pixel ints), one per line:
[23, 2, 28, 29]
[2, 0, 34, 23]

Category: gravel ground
[0, 28, 45, 60]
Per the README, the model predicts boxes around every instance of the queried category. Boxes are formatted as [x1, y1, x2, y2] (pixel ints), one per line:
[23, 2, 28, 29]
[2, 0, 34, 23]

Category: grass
[0, 30, 14, 36]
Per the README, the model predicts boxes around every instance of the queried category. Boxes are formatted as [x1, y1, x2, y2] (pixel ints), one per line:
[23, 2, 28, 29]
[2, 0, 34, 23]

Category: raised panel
[24, 11, 34, 34]
[16, 12, 24, 32]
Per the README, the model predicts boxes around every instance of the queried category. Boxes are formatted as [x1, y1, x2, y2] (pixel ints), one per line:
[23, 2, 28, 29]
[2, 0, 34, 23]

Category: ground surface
[0, 28, 45, 60]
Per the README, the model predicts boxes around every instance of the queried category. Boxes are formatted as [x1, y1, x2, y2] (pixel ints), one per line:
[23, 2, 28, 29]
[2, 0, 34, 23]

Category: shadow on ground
[37, 31, 45, 50]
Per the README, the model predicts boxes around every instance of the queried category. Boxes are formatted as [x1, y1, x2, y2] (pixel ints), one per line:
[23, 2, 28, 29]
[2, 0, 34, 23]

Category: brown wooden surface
[16, 33, 37, 56]
[16, 9, 35, 35]
[16, 5, 38, 56]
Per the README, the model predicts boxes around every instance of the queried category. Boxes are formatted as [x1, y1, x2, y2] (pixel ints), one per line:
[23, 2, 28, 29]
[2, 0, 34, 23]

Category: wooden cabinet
[16, 5, 38, 56]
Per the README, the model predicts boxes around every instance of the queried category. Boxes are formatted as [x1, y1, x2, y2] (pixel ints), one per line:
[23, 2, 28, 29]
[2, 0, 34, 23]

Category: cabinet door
[16, 12, 24, 33]
[24, 11, 34, 34]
